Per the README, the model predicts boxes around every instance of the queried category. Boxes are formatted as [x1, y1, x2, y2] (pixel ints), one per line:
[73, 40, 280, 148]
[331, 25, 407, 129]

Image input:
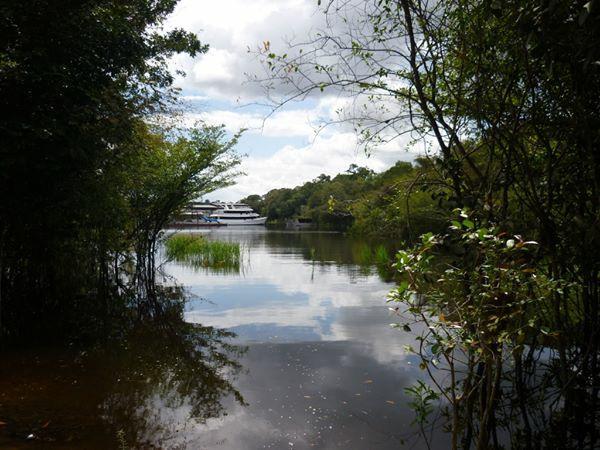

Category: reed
[373, 245, 389, 266]
[165, 234, 241, 272]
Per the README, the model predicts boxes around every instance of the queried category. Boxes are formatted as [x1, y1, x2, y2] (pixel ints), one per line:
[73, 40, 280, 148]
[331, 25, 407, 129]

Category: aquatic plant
[165, 234, 241, 272]
[351, 242, 394, 280]
[354, 243, 389, 267]
[373, 245, 389, 266]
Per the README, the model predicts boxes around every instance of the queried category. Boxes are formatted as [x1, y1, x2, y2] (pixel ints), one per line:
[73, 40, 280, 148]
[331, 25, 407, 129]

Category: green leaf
[397, 280, 409, 294]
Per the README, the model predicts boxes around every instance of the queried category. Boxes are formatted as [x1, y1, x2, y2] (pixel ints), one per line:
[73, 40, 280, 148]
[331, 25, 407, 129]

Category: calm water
[1, 229, 448, 449]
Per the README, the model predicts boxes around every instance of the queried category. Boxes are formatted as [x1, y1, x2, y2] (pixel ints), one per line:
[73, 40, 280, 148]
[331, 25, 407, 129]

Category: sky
[165, 0, 419, 201]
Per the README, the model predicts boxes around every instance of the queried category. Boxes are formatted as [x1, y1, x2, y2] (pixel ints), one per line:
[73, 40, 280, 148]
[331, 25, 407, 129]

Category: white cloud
[214, 133, 357, 200]
[175, 93, 419, 201]
[181, 94, 209, 102]
[191, 48, 236, 84]
[166, 0, 321, 101]
[182, 94, 345, 138]
[164, 1, 423, 201]
[210, 131, 417, 201]
[183, 108, 320, 138]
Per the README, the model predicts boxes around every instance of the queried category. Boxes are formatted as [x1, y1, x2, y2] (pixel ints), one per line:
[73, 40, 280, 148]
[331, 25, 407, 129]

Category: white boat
[209, 202, 267, 225]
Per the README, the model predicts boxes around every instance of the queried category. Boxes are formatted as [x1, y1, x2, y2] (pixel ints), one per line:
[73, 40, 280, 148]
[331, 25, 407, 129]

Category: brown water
[0, 229, 448, 449]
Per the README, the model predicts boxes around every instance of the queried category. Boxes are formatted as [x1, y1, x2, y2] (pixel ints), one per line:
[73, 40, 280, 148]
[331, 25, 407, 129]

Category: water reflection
[99, 321, 246, 448]
[165, 228, 447, 449]
[1, 229, 437, 449]
[0, 317, 245, 449]
[190, 341, 440, 449]
[173, 231, 398, 352]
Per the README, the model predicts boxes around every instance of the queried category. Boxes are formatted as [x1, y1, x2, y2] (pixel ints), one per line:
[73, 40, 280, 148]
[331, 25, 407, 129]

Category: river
[0, 229, 448, 449]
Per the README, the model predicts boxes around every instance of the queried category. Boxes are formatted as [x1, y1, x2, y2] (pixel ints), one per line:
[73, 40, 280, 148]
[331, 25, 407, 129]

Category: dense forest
[242, 160, 446, 240]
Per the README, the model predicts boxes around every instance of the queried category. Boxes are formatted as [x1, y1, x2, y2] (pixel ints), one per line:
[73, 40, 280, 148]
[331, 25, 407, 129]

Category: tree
[239, 194, 265, 215]
[0, 0, 212, 339]
[127, 124, 241, 315]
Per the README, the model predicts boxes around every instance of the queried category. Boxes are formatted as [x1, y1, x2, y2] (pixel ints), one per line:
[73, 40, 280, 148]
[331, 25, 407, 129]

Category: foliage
[0, 0, 241, 340]
[404, 380, 440, 449]
[390, 213, 563, 448]
[242, 167, 367, 230]
[242, 160, 446, 239]
[349, 160, 447, 240]
[261, 0, 600, 447]
[126, 124, 241, 312]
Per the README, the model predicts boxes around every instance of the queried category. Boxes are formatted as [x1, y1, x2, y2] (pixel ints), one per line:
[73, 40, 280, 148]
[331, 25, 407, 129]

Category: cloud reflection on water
[162, 229, 449, 449]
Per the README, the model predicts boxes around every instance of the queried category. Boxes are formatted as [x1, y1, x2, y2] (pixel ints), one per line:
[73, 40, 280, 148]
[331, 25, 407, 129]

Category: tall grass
[165, 234, 241, 273]
[354, 243, 389, 266]
[353, 242, 393, 279]
[373, 245, 389, 266]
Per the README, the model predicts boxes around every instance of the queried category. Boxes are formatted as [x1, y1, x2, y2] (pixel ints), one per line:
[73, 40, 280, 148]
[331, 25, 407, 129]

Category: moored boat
[209, 202, 267, 225]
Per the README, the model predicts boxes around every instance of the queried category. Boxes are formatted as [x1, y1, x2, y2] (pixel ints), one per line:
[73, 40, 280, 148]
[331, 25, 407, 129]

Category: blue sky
[165, 0, 418, 201]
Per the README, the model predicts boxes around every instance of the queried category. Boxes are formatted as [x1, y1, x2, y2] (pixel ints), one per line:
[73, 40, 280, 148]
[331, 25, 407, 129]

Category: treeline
[242, 160, 446, 240]
[0, 1, 239, 341]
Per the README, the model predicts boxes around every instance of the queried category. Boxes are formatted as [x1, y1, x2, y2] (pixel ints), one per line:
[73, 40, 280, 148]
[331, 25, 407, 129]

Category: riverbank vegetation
[261, 0, 600, 448]
[0, 0, 240, 342]
[242, 159, 447, 241]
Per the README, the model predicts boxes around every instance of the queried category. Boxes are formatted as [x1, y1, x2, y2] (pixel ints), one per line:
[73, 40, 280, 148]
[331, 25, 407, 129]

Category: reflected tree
[96, 296, 246, 448]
